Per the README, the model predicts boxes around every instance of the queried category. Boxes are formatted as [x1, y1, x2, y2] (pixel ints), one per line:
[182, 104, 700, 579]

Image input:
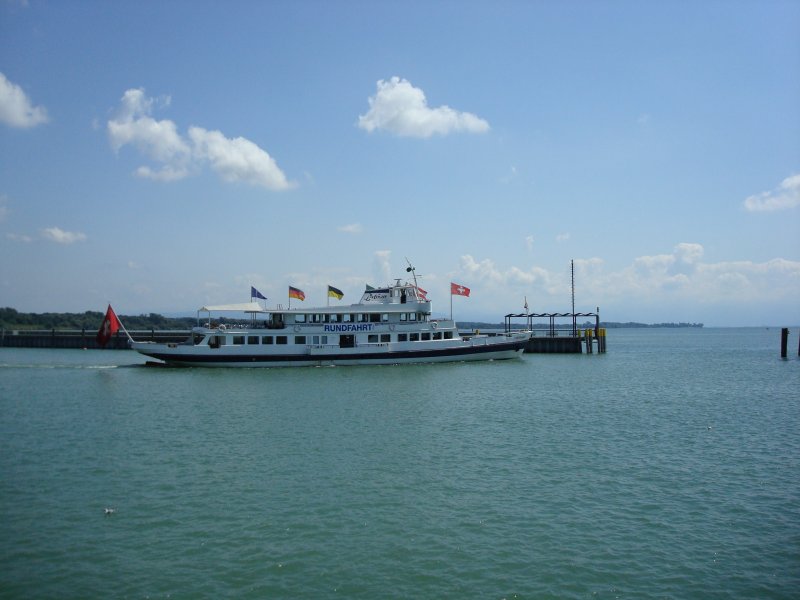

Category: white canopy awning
[198, 302, 267, 313]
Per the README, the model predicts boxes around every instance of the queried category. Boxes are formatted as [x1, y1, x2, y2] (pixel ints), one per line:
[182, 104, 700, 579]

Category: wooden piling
[597, 328, 606, 353]
[585, 328, 593, 353]
[780, 328, 788, 358]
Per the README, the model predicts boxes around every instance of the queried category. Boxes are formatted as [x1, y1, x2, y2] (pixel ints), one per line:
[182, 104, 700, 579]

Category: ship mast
[405, 257, 419, 289]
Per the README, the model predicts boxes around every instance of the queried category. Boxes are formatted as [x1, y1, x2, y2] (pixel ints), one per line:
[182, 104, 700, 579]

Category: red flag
[96, 304, 121, 347]
[451, 282, 470, 297]
[416, 286, 428, 300]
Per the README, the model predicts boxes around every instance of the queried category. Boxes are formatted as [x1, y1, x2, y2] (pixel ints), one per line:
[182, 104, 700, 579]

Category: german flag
[289, 286, 305, 301]
[328, 285, 344, 300]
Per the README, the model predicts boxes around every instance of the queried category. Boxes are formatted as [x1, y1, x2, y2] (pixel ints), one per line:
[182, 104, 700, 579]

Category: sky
[1, 0, 799, 326]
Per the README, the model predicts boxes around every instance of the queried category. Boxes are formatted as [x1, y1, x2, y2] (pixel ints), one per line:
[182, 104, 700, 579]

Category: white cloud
[6, 232, 33, 243]
[598, 245, 800, 308]
[500, 165, 518, 184]
[556, 232, 571, 243]
[108, 88, 293, 191]
[338, 223, 363, 234]
[743, 174, 800, 212]
[674, 242, 703, 264]
[135, 165, 190, 182]
[357, 76, 490, 138]
[633, 252, 674, 271]
[41, 226, 87, 244]
[525, 235, 534, 252]
[108, 89, 188, 161]
[459, 254, 554, 289]
[0, 72, 49, 128]
[188, 127, 293, 191]
[693, 258, 800, 300]
[373, 250, 392, 284]
[626, 254, 684, 291]
[453, 247, 799, 323]
[573, 257, 605, 270]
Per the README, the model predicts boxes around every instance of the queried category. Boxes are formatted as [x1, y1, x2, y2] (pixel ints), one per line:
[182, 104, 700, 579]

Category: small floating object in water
[104, 507, 116, 515]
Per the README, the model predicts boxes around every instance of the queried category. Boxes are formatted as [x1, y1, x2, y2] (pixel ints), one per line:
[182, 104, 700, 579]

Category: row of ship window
[293, 312, 427, 323]
[201, 331, 454, 346]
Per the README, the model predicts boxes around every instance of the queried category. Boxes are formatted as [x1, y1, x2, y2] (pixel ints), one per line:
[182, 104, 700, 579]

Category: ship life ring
[218, 324, 226, 331]
[294, 325, 301, 332]
[389, 324, 396, 331]
[431, 322, 438, 329]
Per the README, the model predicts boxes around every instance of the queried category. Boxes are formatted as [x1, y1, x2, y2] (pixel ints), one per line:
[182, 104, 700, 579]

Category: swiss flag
[96, 304, 121, 347]
[450, 282, 470, 297]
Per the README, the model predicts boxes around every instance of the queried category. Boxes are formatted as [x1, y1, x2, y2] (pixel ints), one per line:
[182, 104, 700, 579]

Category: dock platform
[0, 329, 189, 350]
[504, 312, 607, 354]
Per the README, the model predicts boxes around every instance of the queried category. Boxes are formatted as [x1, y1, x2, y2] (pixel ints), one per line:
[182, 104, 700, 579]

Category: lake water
[1, 328, 798, 598]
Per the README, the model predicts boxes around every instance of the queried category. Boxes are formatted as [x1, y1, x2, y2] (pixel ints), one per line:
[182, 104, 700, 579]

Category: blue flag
[251, 286, 267, 300]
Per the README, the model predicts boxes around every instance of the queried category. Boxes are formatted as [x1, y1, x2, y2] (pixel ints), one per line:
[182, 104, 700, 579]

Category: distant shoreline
[1, 307, 704, 331]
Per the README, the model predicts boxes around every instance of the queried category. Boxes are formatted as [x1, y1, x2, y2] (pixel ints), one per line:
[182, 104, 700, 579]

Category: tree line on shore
[1, 307, 702, 331]
[0, 308, 195, 331]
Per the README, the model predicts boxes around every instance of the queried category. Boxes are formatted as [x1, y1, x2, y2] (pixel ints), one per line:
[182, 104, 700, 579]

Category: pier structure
[503, 312, 605, 354]
[0, 328, 188, 350]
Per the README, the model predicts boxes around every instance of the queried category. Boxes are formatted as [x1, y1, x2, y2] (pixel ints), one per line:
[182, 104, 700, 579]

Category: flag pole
[114, 306, 134, 344]
[118, 318, 134, 343]
[450, 290, 453, 321]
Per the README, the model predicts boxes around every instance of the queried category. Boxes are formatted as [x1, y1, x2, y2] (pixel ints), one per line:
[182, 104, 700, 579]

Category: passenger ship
[131, 278, 529, 367]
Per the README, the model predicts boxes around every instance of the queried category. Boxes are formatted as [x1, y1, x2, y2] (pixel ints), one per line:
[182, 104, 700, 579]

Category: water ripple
[1, 331, 798, 598]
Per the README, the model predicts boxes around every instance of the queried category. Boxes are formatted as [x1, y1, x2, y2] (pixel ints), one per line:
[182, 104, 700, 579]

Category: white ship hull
[132, 334, 527, 367]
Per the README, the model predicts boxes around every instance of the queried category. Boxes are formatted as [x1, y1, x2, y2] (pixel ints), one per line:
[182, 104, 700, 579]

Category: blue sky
[1, 0, 798, 326]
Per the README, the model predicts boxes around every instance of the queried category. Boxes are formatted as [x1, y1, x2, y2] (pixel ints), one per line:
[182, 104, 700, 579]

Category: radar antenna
[405, 257, 419, 289]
